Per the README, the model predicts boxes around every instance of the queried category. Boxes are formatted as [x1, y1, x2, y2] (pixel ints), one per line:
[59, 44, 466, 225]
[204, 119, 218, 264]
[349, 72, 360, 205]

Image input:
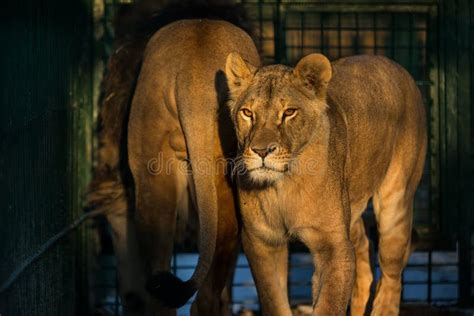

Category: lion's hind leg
[129, 128, 190, 316]
[350, 217, 373, 316]
[371, 124, 425, 316]
[370, 152, 426, 316]
[371, 187, 413, 316]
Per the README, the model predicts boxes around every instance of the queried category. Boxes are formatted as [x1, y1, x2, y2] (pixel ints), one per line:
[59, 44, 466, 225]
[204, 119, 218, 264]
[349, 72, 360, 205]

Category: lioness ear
[225, 52, 256, 99]
[293, 53, 332, 99]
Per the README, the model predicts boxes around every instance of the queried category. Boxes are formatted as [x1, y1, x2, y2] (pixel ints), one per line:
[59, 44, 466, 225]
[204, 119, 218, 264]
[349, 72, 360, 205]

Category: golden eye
[241, 108, 253, 118]
[283, 108, 297, 117]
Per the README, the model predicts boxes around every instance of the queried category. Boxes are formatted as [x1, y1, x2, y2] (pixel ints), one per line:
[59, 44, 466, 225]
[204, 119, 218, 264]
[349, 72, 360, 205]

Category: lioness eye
[283, 108, 297, 117]
[241, 108, 253, 118]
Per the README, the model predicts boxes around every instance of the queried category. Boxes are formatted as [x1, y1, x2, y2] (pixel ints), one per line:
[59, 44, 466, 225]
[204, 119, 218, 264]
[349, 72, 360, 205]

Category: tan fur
[225, 53, 426, 315]
[127, 20, 259, 315]
[87, 1, 259, 314]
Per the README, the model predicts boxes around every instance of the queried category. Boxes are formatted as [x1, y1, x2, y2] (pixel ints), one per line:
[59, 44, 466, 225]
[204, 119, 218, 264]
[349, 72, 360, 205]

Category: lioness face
[225, 53, 332, 185]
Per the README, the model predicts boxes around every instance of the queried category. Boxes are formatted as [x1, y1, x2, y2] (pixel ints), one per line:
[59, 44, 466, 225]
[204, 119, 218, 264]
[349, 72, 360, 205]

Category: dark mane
[116, 1, 254, 42]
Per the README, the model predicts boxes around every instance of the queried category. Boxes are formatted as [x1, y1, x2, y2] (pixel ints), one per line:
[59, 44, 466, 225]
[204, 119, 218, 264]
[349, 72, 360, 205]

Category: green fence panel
[437, 0, 473, 305]
[0, 0, 94, 315]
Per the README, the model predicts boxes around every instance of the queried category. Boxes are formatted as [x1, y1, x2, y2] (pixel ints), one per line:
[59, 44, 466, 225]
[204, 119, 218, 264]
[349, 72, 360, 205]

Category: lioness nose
[252, 145, 276, 158]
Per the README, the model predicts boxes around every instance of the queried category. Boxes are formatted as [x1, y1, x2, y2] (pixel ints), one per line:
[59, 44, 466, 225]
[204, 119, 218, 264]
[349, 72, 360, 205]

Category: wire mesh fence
[93, 249, 460, 315]
[91, 1, 464, 315]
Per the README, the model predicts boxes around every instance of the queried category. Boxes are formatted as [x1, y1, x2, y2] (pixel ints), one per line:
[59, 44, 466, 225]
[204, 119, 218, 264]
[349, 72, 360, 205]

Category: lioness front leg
[350, 218, 373, 316]
[242, 229, 292, 316]
[301, 231, 355, 315]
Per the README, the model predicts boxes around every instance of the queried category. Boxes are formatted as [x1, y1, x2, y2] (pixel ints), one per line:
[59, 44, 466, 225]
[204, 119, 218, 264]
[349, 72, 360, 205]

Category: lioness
[224, 53, 426, 315]
[88, 3, 260, 314]
[128, 19, 259, 315]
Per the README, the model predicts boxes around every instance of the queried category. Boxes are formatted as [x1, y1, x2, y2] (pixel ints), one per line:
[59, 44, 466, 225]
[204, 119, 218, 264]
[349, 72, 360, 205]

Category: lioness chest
[242, 173, 335, 244]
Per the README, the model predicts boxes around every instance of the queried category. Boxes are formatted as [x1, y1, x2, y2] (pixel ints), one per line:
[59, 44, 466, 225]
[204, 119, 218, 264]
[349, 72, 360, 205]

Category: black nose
[252, 145, 276, 159]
